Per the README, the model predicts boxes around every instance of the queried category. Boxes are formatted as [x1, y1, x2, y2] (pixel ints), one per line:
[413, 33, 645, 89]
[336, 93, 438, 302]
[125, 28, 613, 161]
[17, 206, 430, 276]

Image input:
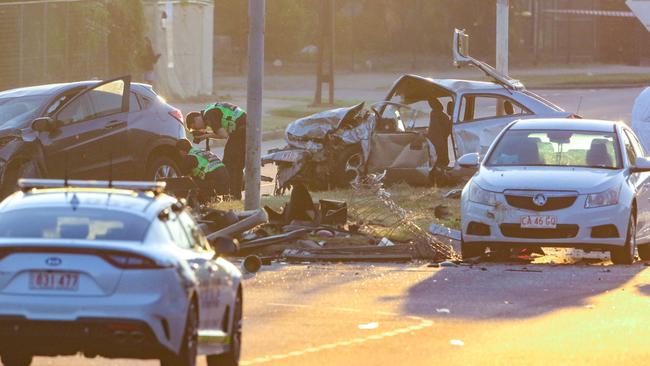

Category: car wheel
[1, 352, 33, 366]
[207, 288, 242, 366]
[332, 145, 363, 188]
[161, 301, 198, 366]
[460, 239, 485, 259]
[610, 214, 636, 265]
[1, 162, 38, 198]
[148, 156, 180, 181]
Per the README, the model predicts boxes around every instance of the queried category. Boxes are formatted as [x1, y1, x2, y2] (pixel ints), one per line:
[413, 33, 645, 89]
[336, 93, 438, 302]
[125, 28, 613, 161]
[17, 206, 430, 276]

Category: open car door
[38, 76, 131, 179]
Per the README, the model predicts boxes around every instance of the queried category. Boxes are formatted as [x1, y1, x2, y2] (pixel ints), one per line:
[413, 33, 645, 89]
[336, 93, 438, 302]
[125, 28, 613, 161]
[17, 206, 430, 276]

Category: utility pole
[245, 0, 265, 210]
[313, 0, 335, 105]
[496, 0, 509, 75]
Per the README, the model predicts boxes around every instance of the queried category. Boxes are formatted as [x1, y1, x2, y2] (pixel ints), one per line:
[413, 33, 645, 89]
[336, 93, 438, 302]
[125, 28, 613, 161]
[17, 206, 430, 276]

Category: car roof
[0, 188, 176, 220]
[431, 78, 504, 92]
[509, 118, 620, 132]
[0, 81, 154, 99]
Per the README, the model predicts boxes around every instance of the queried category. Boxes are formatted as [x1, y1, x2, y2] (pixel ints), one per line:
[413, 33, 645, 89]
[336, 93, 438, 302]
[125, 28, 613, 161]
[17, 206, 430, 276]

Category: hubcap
[154, 164, 177, 180]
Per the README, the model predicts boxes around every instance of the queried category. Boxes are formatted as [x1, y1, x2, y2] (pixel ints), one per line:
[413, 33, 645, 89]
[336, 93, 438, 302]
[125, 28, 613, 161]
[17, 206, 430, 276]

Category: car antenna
[576, 96, 583, 115]
[64, 153, 69, 187]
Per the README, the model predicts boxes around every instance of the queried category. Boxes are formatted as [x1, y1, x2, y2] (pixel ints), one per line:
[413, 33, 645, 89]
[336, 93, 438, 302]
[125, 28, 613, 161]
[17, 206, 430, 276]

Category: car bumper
[0, 269, 189, 358]
[461, 196, 630, 250]
[0, 317, 171, 359]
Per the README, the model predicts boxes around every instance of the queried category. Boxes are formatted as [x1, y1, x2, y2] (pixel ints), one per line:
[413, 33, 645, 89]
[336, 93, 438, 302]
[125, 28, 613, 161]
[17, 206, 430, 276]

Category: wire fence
[0, 0, 108, 92]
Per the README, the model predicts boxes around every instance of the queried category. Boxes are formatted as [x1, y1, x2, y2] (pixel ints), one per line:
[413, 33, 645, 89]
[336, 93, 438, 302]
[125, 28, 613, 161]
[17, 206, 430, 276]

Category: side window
[164, 212, 193, 250]
[621, 132, 638, 165]
[460, 95, 530, 123]
[178, 211, 209, 250]
[129, 92, 141, 112]
[56, 94, 94, 124]
[625, 130, 646, 158]
[87, 80, 125, 118]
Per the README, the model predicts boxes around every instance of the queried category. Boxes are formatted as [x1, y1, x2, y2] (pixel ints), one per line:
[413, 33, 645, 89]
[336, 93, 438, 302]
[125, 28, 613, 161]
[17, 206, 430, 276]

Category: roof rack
[18, 179, 166, 193]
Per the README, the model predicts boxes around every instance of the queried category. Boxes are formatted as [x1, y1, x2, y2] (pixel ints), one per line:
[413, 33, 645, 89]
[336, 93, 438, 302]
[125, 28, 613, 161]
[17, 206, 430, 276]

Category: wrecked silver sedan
[263, 29, 576, 193]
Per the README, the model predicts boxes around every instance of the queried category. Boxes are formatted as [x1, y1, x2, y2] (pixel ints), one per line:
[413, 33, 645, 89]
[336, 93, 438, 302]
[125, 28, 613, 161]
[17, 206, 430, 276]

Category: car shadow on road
[399, 260, 647, 319]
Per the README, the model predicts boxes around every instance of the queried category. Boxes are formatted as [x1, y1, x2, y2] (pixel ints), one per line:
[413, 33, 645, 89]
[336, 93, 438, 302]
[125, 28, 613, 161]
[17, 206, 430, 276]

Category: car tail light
[102, 253, 169, 269]
[169, 108, 184, 124]
[568, 114, 583, 119]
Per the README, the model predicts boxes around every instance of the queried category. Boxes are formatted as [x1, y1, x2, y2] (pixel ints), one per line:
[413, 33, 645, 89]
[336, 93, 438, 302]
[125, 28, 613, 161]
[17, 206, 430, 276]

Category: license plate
[29, 271, 79, 291]
[520, 215, 557, 229]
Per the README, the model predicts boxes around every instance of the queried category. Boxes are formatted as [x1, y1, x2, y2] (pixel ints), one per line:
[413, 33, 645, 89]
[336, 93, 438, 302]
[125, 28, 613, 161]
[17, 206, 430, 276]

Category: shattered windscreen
[486, 129, 622, 169]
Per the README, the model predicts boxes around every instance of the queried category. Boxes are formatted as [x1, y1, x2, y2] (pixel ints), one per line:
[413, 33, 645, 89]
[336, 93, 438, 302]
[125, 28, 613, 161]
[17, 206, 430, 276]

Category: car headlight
[468, 182, 497, 206]
[585, 186, 620, 208]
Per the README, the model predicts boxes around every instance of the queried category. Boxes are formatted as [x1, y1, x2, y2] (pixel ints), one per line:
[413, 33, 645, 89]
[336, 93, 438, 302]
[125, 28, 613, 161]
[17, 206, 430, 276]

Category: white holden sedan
[0, 180, 243, 366]
[460, 118, 650, 264]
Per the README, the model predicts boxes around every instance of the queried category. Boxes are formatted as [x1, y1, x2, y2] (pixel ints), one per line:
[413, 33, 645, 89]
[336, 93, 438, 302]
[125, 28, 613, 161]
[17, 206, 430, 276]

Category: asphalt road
[25, 87, 650, 366]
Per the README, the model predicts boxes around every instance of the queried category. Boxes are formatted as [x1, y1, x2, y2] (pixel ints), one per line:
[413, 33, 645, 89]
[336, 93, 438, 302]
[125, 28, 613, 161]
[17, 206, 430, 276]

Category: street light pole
[245, 0, 265, 210]
[496, 0, 509, 75]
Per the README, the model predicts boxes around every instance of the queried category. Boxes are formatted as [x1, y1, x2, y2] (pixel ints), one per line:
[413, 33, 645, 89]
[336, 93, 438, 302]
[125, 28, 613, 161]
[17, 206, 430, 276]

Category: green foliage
[106, 0, 148, 77]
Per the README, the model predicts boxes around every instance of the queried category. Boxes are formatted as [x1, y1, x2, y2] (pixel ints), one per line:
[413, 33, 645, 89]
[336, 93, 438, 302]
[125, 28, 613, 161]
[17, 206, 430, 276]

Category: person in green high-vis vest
[186, 102, 247, 200]
[177, 138, 230, 202]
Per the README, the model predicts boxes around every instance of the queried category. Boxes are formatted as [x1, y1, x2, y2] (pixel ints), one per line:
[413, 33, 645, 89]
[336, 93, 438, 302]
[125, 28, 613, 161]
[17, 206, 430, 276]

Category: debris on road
[443, 188, 463, 199]
[436, 308, 451, 314]
[358, 322, 379, 330]
[449, 339, 465, 347]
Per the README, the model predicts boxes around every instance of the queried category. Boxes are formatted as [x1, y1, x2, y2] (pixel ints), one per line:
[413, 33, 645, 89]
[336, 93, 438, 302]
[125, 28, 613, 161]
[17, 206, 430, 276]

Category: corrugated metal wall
[0, 0, 109, 92]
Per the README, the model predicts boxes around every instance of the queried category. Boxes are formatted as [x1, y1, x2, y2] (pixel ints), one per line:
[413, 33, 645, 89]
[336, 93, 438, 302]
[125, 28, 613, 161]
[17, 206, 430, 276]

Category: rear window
[0, 208, 150, 241]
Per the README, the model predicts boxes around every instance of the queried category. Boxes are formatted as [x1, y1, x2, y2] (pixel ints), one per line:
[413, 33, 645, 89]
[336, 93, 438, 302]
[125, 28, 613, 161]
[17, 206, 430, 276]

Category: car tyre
[1, 352, 33, 366]
[460, 239, 485, 259]
[331, 145, 363, 188]
[1, 161, 38, 198]
[610, 214, 636, 265]
[148, 156, 180, 181]
[161, 301, 198, 366]
[207, 288, 242, 366]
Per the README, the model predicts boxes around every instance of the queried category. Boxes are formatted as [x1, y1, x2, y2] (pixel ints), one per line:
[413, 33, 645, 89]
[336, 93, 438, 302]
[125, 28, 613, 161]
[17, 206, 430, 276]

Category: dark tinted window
[57, 94, 94, 124]
[0, 208, 150, 241]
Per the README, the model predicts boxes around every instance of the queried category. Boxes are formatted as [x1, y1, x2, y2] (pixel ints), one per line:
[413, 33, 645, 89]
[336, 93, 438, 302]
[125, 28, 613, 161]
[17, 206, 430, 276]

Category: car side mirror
[458, 153, 480, 168]
[631, 156, 650, 173]
[31, 117, 54, 132]
[209, 236, 239, 255]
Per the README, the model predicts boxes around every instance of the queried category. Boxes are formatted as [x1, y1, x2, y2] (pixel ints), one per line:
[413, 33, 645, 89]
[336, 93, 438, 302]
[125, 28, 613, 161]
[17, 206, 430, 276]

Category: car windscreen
[0, 95, 48, 129]
[0, 207, 150, 241]
[486, 129, 621, 169]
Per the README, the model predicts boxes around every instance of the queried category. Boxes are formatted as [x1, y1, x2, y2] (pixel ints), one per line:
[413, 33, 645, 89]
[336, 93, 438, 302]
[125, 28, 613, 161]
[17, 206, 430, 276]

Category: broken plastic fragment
[358, 322, 379, 330]
[436, 308, 450, 314]
[450, 339, 464, 346]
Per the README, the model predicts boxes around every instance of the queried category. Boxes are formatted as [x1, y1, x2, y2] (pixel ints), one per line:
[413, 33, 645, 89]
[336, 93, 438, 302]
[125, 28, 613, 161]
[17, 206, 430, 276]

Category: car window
[0, 96, 47, 129]
[87, 80, 125, 118]
[56, 94, 94, 124]
[129, 92, 141, 112]
[178, 210, 210, 250]
[459, 95, 530, 123]
[622, 131, 639, 165]
[625, 129, 646, 158]
[486, 129, 621, 169]
[164, 212, 193, 250]
[0, 207, 149, 241]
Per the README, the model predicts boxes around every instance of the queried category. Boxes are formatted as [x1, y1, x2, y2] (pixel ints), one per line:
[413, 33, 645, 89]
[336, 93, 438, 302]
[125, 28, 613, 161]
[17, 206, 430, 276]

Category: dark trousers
[223, 126, 246, 200]
[196, 168, 230, 202]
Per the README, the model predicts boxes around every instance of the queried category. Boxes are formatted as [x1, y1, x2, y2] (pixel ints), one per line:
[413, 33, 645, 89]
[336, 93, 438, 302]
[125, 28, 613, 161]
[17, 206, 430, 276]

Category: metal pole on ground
[245, 0, 264, 210]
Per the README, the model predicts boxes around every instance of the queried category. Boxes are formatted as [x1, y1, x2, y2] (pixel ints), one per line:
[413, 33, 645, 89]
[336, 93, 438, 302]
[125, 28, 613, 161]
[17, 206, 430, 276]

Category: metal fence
[0, 0, 109, 92]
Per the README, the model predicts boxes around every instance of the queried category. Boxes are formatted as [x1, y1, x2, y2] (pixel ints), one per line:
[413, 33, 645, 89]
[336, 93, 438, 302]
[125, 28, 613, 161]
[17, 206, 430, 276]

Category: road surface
[24, 87, 650, 365]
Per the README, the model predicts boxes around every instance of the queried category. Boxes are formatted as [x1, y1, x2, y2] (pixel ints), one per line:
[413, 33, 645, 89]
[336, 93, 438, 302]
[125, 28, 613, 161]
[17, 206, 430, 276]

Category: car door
[623, 129, 650, 243]
[38, 77, 130, 179]
[452, 93, 532, 158]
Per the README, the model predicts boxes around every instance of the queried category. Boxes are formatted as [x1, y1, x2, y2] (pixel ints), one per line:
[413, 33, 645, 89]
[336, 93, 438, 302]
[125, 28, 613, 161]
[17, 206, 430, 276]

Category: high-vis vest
[189, 147, 224, 180]
[203, 102, 245, 134]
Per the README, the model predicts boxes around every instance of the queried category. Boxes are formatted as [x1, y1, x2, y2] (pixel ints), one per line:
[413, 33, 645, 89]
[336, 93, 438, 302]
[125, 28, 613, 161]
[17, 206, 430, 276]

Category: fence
[0, 0, 109, 92]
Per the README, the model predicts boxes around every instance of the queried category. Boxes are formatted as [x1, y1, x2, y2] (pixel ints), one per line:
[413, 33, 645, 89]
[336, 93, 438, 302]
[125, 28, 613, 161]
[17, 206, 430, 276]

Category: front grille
[504, 192, 577, 212]
[500, 224, 579, 239]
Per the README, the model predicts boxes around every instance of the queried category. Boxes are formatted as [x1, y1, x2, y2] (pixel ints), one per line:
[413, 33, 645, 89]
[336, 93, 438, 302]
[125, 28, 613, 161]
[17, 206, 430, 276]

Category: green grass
[212, 183, 463, 242]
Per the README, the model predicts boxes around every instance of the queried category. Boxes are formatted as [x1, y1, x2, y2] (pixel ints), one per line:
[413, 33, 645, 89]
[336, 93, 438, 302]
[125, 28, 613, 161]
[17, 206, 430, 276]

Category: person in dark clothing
[140, 37, 161, 87]
[186, 103, 247, 200]
[427, 98, 452, 168]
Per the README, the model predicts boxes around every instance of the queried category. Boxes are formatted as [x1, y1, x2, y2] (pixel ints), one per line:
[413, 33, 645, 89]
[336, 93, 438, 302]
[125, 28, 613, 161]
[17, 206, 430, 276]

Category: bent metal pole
[245, 0, 265, 210]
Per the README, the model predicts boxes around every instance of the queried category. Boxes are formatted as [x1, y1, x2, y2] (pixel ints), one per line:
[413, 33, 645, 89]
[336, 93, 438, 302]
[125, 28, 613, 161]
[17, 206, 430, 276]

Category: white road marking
[240, 303, 434, 365]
